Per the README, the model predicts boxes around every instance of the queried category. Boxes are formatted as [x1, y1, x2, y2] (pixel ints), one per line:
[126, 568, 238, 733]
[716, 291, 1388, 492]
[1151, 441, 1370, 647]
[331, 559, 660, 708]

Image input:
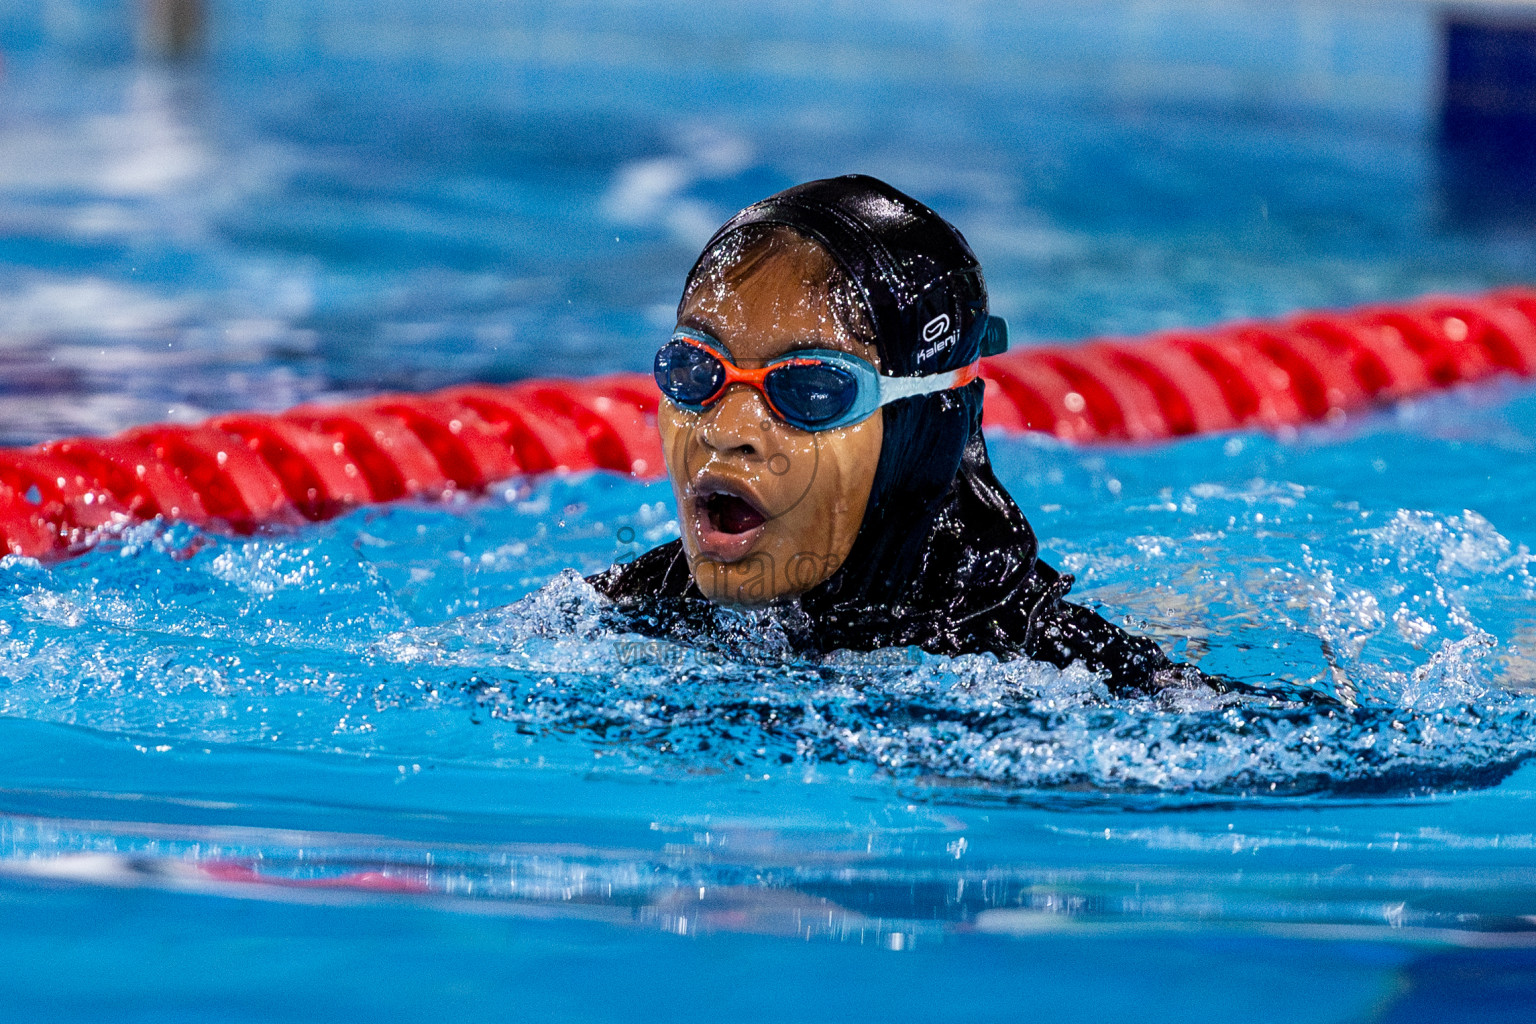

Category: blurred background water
[2, 2, 1536, 1021]
[1, 0, 1534, 443]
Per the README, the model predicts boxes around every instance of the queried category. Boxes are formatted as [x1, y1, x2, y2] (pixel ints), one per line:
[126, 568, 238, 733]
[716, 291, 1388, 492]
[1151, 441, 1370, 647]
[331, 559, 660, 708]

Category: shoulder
[586, 539, 697, 601]
[585, 540, 717, 643]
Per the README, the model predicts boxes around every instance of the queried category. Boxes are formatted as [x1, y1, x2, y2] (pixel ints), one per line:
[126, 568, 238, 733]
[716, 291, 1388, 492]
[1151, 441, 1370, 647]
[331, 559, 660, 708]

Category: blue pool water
[3, 2, 1536, 1020]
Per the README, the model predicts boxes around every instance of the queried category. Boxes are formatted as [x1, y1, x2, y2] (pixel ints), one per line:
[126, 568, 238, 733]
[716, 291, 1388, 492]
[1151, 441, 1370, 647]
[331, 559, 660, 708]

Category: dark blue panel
[1441, 15, 1536, 155]
[1438, 15, 1536, 226]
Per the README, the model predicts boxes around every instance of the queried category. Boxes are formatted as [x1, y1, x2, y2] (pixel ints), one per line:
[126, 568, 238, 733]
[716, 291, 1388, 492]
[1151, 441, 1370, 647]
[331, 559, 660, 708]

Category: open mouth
[691, 487, 768, 561]
[701, 491, 767, 535]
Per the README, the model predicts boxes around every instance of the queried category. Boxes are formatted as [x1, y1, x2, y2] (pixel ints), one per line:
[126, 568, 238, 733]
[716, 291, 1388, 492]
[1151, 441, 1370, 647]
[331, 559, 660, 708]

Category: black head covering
[682, 174, 1027, 612]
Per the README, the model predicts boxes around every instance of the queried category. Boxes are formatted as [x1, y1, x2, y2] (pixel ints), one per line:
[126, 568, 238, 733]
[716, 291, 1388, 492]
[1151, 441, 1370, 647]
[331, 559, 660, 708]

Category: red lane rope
[2, 288, 1533, 559]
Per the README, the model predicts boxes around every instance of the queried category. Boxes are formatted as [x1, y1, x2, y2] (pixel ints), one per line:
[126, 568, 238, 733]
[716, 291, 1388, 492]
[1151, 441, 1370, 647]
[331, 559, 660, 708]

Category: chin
[686, 542, 792, 605]
[689, 538, 845, 606]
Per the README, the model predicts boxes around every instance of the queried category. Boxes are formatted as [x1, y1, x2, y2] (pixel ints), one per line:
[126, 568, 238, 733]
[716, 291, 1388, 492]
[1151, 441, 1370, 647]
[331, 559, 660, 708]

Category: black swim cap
[683, 174, 1016, 605]
[687, 173, 1003, 378]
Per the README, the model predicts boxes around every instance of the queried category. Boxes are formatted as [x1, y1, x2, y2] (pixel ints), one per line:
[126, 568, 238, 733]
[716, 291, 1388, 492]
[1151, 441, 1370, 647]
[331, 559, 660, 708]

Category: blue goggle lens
[764, 363, 860, 429]
[654, 341, 725, 407]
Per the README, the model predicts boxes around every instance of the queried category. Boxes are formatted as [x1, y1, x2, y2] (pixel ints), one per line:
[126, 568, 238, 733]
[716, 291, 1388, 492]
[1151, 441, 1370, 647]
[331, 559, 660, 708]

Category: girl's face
[660, 237, 882, 605]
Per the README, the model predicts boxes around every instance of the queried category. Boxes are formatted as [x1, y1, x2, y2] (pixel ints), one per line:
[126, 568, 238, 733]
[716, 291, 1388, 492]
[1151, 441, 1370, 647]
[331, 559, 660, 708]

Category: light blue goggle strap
[783, 348, 982, 430]
[810, 313, 1005, 426]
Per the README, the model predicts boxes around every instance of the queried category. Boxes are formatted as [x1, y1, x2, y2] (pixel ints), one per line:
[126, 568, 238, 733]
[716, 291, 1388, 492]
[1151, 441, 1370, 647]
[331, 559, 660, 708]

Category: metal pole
[140, 0, 204, 59]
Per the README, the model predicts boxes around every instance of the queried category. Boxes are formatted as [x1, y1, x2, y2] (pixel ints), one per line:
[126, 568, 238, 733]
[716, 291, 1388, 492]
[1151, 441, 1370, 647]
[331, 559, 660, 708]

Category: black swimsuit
[589, 437, 1191, 697]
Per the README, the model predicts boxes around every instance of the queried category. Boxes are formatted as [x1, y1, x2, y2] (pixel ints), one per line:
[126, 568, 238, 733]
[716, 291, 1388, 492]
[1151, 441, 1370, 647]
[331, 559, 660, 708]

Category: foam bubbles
[0, 446, 1532, 797]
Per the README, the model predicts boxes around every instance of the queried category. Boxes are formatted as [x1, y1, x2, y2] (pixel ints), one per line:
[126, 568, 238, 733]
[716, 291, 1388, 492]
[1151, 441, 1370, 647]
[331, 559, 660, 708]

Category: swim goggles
[654, 328, 982, 432]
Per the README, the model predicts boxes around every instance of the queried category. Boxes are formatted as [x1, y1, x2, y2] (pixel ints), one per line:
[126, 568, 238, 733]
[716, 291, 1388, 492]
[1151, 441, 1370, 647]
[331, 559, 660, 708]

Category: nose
[697, 383, 771, 458]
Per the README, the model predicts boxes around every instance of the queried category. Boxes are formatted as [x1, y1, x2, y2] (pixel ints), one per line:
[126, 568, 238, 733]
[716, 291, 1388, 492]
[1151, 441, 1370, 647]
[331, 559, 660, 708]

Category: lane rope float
[2, 287, 1533, 559]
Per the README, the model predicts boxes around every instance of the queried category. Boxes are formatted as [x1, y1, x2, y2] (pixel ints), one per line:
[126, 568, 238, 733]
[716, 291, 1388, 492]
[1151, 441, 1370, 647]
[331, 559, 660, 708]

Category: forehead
[677, 236, 878, 366]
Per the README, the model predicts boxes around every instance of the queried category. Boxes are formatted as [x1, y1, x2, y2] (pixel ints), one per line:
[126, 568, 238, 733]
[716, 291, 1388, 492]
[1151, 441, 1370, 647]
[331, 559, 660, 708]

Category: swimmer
[590, 175, 1224, 696]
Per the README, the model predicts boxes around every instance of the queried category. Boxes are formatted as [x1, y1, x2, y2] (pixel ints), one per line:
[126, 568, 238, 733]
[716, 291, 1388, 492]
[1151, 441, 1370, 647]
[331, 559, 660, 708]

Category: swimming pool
[2, 1, 1536, 1020]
